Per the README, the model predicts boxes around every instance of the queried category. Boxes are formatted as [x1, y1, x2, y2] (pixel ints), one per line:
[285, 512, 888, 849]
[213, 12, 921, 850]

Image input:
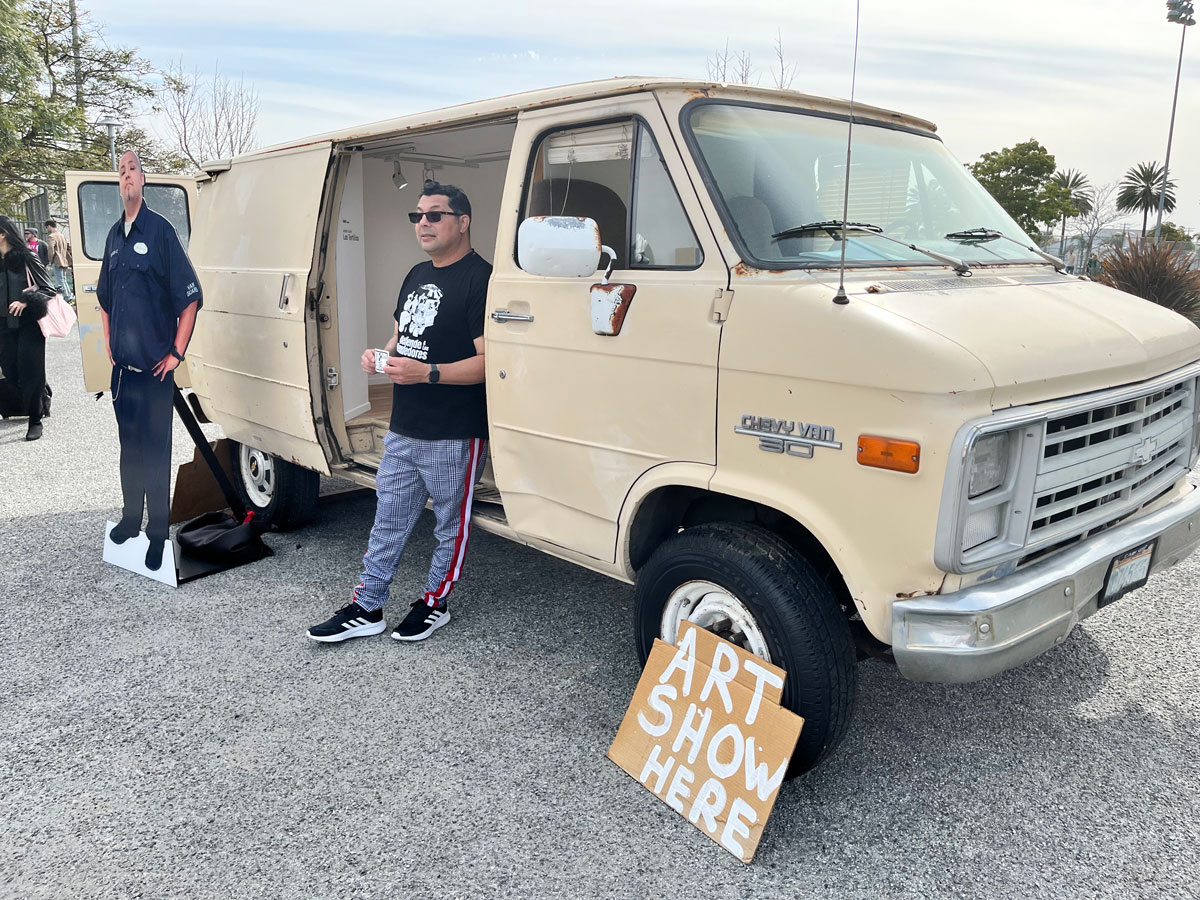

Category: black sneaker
[307, 601, 386, 643]
[391, 601, 450, 642]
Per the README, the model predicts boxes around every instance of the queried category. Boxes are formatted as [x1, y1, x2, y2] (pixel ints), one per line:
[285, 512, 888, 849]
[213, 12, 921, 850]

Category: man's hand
[151, 351, 181, 381]
[360, 347, 377, 376]
[383, 355, 431, 385]
[7, 301, 26, 316]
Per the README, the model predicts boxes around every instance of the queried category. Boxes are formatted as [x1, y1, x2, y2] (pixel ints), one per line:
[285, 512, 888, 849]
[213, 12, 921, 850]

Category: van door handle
[491, 309, 534, 323]
[84, 285, 96, 293]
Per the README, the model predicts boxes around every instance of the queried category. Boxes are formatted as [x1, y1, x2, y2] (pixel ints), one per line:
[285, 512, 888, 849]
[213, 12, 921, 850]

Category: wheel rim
[660, 580, 773, 664]
[239, 445, 275, 509]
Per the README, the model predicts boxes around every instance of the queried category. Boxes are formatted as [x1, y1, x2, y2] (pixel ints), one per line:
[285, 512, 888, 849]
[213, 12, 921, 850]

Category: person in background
[43, 219, 74, 303]
[0, 216, 55, 441]
[24, 227, 50, 267]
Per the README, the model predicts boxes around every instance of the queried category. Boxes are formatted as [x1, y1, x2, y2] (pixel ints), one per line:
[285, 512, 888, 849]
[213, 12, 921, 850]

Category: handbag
[25, 267, 76, 339]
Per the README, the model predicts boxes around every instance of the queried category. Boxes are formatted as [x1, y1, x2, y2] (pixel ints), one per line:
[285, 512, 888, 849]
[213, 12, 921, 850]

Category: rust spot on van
[590, 282, 637, 335]
[896, 589, 936, 600]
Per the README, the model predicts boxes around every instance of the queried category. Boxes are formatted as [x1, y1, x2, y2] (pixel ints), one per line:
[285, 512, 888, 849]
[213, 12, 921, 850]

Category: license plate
[1100, 540, 1156, 607]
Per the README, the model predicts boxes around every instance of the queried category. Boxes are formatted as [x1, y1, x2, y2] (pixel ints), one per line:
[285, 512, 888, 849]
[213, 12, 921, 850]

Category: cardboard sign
[608, 620, 803, 863]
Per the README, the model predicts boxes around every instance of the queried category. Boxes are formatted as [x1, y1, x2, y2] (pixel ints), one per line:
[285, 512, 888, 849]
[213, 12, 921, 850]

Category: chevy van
[66, 78, 1200, 772]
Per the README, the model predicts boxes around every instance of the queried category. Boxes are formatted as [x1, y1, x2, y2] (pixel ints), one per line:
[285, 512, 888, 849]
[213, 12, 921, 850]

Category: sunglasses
[408, 211, 463, 224]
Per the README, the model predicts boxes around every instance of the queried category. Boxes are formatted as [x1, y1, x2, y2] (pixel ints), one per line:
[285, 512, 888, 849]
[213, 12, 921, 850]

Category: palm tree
[1116, 162, 1177, 241]
[1051, 169, 1093, 256]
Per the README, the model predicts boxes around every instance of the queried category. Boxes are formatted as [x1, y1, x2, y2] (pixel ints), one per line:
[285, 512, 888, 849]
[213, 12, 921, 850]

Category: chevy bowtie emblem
[1132, 435, 1158, 466]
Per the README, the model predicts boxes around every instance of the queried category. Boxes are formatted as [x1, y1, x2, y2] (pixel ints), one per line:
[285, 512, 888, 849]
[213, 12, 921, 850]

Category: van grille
[1029, 377, 1195, 546]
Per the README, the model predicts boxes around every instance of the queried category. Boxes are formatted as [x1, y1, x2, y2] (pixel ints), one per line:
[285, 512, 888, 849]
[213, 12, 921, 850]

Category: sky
[83, 0, 1199, 233]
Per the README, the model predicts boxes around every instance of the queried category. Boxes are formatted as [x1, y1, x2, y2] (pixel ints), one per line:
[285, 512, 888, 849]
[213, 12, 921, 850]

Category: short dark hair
[44, 219, 57, 229]
[421, 180, 471, 218]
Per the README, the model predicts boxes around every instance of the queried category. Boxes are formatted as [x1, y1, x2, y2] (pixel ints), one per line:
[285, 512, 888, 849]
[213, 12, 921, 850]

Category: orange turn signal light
[857, 435, 920, 474]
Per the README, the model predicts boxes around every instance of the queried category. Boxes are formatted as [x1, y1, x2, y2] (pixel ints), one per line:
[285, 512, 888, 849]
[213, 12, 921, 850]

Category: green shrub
[1096, 239, 1200, 325]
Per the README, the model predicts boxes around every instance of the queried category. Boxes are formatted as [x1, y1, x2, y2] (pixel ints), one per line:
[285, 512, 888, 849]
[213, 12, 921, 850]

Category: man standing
[97, 150, 203, 572]
[24, 228, 49, 266]
[43, 219, 74, 303]
[308, 181, 489, 643]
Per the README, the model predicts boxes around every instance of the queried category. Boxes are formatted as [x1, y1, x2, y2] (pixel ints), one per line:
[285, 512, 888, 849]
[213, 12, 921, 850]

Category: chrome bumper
[892, 483, 1200, 682]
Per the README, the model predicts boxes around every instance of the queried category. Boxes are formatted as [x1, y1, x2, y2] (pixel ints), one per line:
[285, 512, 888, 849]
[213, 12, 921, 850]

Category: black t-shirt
[389, 250, 490, 440]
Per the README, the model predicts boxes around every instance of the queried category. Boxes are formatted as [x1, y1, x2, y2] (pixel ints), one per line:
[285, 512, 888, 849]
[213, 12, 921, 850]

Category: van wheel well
[628, 487, 891, 662]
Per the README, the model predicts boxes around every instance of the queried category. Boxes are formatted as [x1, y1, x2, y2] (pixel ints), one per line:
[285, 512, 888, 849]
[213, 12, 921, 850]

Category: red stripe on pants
[424, 437, 483, 606]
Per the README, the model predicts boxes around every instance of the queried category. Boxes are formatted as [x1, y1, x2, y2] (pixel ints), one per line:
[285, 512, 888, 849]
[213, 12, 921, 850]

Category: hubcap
[660, 580, 772, 663]
[239, 445, 275, 508]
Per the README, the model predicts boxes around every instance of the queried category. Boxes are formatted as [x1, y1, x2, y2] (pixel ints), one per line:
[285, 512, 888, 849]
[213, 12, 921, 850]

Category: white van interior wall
[336, 153, 371, 421]
[360, 156, 508, 375]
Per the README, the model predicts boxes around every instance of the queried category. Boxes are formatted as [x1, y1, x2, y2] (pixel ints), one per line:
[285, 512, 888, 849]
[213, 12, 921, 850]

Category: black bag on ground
[176, 510, 270, 564]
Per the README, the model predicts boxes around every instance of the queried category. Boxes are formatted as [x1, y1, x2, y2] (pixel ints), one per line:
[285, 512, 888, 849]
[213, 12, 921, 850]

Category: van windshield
[684, 102, 1042, 270]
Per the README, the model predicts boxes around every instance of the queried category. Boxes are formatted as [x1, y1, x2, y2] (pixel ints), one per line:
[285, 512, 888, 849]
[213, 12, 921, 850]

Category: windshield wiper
[773, 221, 970, 276]
[945, 228, 1065, 270]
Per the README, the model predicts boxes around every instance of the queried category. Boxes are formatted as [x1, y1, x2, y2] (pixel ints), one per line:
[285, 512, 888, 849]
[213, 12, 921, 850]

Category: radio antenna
[833, 0, 862, 305]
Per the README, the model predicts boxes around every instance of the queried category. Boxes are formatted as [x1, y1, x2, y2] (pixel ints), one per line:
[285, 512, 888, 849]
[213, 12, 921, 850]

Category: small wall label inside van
[735, 415, 843, 458]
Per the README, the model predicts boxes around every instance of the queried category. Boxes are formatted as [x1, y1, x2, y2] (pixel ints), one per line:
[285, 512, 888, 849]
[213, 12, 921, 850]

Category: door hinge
[326, 366, 339, 389]
[712, 287, 733, 322]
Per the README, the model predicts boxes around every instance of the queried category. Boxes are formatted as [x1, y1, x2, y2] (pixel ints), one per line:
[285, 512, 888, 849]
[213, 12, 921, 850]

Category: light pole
[1154, 1, 1194, 244]
[96, 117, 120, 171]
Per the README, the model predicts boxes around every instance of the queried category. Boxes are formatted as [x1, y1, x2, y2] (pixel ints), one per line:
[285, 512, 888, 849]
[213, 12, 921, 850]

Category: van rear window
[78, 183, 191, 260]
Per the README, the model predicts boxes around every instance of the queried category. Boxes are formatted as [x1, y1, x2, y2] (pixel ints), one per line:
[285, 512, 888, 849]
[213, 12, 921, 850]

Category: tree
[1050, 169, 1093, 257]
[1069, 183, 1121, 269]
[0, 0, 184, 211]
[969, 139, 1073, 237]
[1116, 162, 1177, 241]
[771, 30, 797, 90]
[1158, 221, 1196, 249]
[707, 40, 754, 84]
[159, 59, 259, 170]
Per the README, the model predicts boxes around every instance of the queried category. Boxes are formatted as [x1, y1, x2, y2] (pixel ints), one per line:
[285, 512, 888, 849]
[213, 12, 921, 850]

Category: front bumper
[892, 482, 1200, 682]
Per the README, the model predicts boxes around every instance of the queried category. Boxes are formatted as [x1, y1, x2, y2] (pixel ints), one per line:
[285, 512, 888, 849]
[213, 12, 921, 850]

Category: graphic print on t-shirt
[396, 283, 443, 360]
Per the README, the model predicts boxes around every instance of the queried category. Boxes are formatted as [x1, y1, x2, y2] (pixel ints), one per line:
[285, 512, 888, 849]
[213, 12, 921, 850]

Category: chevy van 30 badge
[735, 415, 843, 457]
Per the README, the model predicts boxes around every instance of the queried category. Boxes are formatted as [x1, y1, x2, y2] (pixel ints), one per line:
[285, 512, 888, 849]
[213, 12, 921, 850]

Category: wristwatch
[170, 347, 185, 362]
[428, 362, 440, 384]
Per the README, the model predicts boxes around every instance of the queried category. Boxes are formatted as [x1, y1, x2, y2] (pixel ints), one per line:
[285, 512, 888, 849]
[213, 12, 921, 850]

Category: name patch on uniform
[133, 242, 149, 255]
[186, 283, 199, 297]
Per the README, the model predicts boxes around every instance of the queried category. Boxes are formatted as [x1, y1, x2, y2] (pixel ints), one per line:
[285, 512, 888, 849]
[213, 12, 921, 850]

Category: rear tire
[231, 442, 319, 531]
[633, 522, 856, 775]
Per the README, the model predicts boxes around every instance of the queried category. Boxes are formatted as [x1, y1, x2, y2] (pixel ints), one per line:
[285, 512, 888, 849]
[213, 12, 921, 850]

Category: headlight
[967, 432, 1009, 497]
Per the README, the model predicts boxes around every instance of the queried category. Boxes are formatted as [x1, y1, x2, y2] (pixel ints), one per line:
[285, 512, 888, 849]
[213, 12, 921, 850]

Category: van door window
[630, 128, 702, 269]
[78, 182, 192, 260]
[521, 120, 699, 271]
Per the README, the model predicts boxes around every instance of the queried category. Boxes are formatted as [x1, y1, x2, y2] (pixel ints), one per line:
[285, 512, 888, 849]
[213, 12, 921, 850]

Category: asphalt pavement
[2, 333, 1198, 900]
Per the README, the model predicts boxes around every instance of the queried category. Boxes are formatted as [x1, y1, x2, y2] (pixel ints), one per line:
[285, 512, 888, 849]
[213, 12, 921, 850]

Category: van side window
[522, 120, 700, 271]
[631, 128, 702, 269]
[78, 182, 191, 260]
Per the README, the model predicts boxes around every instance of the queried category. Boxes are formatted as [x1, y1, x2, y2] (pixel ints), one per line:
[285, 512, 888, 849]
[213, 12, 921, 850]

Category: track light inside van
[392, 161, 407, 190]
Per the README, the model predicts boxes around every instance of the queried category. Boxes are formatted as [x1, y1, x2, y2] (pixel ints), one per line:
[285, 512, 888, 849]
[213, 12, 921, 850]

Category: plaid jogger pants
[353, 432, 486, 612]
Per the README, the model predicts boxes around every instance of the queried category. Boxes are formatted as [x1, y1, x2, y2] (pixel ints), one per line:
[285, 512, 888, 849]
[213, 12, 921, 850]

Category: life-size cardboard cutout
[96, 151, 203, 580]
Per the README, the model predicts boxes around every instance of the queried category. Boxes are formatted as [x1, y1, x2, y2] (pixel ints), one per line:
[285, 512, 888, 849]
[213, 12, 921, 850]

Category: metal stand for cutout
[171, 385, 273, 583]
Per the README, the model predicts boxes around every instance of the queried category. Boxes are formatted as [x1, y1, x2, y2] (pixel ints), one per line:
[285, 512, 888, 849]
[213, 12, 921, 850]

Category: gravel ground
[2, 334, 1198, 900]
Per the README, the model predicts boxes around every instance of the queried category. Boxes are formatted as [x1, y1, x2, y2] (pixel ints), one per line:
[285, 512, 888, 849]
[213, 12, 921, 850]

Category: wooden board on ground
[171, 438, 237, 524]
[607, 620, 803, 864]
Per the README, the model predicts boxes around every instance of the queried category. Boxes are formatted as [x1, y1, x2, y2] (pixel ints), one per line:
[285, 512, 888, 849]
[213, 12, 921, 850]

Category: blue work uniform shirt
[96, 202, 202, 371]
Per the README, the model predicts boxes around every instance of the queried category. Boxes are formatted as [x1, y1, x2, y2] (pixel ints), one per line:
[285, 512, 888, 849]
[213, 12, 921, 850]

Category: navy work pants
[111, 366, 174, 542]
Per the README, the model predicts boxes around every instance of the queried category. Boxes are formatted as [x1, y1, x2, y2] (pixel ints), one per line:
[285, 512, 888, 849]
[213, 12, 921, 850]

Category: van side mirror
[518, 216, 615, 278]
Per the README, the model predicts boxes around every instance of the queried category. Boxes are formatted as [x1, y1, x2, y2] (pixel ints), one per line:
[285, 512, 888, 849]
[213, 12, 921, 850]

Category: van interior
[324, 120, 517, 505]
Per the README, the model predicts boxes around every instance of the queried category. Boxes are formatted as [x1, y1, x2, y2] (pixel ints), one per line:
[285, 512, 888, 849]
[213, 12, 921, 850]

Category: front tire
[231, 442, 319, 531]
[633, 522, 856, 775]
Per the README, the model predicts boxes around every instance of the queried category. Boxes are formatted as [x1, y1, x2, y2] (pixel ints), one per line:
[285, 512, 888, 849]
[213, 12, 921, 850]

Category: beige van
[66, 78, 1200, 772]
